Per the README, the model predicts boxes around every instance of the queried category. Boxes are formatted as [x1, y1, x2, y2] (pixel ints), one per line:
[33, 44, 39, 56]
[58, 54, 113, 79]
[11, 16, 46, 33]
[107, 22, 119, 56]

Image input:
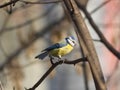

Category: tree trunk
[63, 0, 106, 90]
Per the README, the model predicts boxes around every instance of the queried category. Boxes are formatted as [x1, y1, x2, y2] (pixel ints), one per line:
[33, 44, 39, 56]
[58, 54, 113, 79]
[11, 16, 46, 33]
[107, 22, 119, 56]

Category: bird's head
[65, 36, 76, 46]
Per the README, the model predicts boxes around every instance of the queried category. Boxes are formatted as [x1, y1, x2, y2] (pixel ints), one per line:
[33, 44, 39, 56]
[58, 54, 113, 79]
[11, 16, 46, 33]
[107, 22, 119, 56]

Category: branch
[0, 15, 65, 71]
[0, 0, 62, 8]
[20, 0, 62, 4]
[89, 0, 112, 14]
[0, 0, 20, 8]
[25, 57, 87, 90]
[80, 6, 120, 59]
[63, 0, 106, 89]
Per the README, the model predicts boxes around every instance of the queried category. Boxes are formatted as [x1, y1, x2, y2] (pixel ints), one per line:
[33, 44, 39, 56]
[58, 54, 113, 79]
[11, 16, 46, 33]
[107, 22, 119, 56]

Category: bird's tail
[35, 52, 48, 60]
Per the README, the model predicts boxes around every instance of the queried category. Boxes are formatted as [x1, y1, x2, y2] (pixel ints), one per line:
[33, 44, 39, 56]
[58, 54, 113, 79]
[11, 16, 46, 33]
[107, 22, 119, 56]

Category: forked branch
[80, 6, 120, 59]
[25, 57, 87, 90]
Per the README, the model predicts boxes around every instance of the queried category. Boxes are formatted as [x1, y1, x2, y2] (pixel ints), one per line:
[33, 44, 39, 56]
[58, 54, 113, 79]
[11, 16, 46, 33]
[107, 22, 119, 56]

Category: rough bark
[63, 0, 106, 90]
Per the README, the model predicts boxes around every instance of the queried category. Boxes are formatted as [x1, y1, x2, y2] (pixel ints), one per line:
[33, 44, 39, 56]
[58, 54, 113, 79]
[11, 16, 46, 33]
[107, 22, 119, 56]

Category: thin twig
[92, 39, 101, 42]
[89, 0, 112, 14]
[81, 7, 120, 59]
[0, 0, 20, 8]
[76, 0, 120, 59]
[25, 57, 87, 90]
[20, 0, 62, 4]
[0, 0, 62, 8]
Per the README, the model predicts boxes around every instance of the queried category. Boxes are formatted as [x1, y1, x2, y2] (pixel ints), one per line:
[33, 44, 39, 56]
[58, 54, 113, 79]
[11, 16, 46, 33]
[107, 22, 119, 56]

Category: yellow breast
[49, 44, 73, 57]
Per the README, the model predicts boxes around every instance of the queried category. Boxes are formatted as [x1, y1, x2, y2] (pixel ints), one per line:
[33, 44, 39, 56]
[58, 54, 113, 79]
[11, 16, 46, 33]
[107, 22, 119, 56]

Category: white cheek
[68, 39, 75, 46]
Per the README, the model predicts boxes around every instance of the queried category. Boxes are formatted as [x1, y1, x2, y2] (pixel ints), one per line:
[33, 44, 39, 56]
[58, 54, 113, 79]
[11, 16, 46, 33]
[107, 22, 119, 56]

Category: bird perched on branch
[35, 36, 76, 61]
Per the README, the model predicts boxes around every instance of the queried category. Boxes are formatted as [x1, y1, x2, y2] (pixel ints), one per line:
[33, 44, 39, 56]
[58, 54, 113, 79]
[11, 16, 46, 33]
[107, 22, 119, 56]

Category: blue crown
[65, 36, 75, 41]
[70, 36, 75, 40]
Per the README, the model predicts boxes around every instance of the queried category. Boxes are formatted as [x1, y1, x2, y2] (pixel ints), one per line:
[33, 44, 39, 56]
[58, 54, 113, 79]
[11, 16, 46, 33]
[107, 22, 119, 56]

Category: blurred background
[0, 0, 120, 90]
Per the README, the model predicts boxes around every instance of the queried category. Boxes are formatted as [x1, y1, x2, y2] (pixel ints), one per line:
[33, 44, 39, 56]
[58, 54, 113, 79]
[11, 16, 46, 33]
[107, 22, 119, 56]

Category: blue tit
[35, 36, 76, 60]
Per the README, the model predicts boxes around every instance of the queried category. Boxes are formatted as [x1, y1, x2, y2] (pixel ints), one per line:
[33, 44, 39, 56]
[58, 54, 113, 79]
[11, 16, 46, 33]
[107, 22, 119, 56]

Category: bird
[35, 36, 76, 61]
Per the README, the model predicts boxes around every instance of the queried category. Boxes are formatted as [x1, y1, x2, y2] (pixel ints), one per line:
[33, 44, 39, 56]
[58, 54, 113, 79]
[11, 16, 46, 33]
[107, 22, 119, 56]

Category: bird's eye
[72, 41, 75, 44]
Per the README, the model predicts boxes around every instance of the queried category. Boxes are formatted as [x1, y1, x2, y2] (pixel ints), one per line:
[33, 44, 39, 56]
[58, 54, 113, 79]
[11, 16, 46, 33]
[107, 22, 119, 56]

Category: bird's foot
[57, 57, 67, 64]
[49, 56, 66, 65]
[49, 56, 61, 65]
[49, 55, 54, 65]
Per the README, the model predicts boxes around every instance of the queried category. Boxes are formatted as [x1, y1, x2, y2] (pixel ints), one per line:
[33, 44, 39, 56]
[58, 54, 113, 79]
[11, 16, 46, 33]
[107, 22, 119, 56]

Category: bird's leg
[57, 55, 64, 64]
[62, 58, 67, 64]
[58, 55, 62, 61]
[49, 55, 54, 65]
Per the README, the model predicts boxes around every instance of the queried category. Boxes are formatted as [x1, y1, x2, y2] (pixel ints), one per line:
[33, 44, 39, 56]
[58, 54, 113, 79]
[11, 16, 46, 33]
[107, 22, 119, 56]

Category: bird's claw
[50, 57, 54, 65]
[49, 55, 66, 65]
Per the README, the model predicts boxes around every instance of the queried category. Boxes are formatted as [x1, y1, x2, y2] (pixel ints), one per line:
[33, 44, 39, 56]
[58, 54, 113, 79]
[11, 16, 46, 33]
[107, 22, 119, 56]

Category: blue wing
[35, 52, 48, 60]
[42, 42, 67, 52]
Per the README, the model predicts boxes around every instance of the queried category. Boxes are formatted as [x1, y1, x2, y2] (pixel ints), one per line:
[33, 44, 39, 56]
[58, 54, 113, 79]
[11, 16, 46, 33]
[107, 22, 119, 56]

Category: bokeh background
[0, 0, 120, 90]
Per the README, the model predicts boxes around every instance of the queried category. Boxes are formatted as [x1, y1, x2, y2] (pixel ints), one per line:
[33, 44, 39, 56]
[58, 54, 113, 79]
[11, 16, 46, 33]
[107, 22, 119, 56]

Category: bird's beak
[73, 40, 77, 46]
